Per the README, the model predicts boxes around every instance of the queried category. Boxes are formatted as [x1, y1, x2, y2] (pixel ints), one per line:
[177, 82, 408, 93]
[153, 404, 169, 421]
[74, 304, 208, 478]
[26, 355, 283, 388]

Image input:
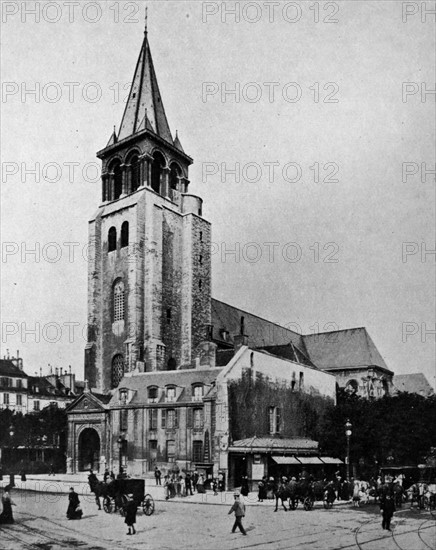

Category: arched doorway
[78, 428, 100, 472]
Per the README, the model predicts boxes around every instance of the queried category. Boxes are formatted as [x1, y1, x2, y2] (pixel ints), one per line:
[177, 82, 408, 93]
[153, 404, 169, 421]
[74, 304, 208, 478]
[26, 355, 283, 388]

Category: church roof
[211, 299, 305, 349]
[173, 132, 184, 152]
[118, 32, 173, 144]
[393, 373, 434, 396]
[302, 328, 392, 374]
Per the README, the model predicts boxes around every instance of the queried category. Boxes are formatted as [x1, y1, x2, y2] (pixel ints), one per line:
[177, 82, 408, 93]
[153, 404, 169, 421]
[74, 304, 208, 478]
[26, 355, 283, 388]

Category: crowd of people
[159, 468, 226, 500]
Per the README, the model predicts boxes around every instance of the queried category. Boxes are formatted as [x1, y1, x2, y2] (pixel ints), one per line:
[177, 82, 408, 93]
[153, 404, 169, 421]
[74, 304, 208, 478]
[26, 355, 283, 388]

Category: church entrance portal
[78, 428, 100, 472]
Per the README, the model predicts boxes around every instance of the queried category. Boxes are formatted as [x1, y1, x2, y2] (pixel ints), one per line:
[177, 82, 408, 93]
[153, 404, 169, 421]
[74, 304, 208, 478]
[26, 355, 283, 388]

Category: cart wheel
[143, 494, 155, 516]
[103, 498, 113, 513]
[304, 497, 313, 511]
[119, 495, 128, 516]
[323, 499, 328, 509]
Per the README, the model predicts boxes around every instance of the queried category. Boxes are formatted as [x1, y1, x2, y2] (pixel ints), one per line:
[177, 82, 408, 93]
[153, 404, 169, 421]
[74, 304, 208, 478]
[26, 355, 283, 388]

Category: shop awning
[296, 457, 324, 465]
[272, 456, 301, 465]
[320, 457, 343, 465]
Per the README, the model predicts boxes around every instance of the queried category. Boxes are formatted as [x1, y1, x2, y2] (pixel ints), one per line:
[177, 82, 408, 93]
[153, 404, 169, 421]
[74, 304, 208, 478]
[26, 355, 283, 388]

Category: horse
[88, 478, 120, 511]
[274, 479, 295, 512]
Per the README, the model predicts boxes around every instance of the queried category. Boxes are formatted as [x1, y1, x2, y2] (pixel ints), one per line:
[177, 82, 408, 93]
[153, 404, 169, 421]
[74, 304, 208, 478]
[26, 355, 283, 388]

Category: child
[125, 496, 137, 535]
[228, 492, 247, 535]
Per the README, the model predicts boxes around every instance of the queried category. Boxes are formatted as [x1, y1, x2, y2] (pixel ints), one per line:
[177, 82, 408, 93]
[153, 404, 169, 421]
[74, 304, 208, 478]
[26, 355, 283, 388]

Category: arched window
[113, 280, 125, 322]
[111, 354, 125, 388]
[169, 163, 181, 200]
[151, 152, 165, 194]
[130, 154, 141, 192]
[113, 161, 123, 200]
[108, 227, 117, 252]
[121, 221, 129, 248]
[192, 384, 203, 402]
[148, 386, 158, 403]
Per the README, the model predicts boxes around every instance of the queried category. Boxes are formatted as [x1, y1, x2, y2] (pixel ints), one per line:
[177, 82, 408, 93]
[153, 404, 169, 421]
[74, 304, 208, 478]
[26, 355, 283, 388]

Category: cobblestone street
[1, 491, 434, 550]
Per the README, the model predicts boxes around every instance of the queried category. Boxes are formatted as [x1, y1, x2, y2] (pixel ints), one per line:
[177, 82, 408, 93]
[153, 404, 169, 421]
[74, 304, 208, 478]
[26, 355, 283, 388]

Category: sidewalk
[0, 474, 353, 508]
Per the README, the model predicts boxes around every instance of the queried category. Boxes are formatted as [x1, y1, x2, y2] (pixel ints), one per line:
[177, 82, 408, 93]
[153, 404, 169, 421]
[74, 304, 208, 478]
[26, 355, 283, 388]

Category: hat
[69, 487, 74, 490]
[233, 491, 240, 496]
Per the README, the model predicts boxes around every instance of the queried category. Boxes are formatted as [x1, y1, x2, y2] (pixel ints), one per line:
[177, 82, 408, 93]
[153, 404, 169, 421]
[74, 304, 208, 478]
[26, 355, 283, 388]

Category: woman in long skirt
[0, 485, 16, 524]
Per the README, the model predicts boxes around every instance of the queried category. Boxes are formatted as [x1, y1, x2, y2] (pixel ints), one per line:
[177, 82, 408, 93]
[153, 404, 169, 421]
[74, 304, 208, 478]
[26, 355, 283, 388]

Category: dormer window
[119, 389, 128, 404]
[192, 385, 203, 402]
[148, 386, 158, 403]
[166, 386, 176, 402]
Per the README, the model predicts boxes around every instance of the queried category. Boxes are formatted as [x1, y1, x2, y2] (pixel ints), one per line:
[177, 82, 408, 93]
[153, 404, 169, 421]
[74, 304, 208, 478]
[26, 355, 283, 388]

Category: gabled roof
[393, 373, 434, 396]
[302, 328, 392, 373]
[211, 299, 304, 349]
[66, 391, 111, 413]
[118, 33, 173, 144]
[109, 368, 223, 406]
[28, 376, 70, 398]
[0, 360, 28, 378]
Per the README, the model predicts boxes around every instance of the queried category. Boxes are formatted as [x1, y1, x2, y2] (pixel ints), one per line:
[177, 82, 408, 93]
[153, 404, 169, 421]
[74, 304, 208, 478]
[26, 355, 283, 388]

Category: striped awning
[296, 457, 324, 465]
[320, 457, 343, 465]
[272, 456, 301, 465]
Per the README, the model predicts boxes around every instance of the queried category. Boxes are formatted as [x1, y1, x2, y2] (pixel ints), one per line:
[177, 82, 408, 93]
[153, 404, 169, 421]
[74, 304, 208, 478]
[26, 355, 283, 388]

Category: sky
[1, 1, 435, 388]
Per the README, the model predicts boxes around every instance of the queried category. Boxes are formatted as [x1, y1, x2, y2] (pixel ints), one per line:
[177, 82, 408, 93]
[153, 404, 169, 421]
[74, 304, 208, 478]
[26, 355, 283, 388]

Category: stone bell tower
[84, 24, 212, 393]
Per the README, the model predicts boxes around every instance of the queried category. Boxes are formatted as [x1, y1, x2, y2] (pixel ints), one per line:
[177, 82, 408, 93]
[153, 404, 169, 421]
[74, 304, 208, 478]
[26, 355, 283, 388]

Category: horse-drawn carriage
[89, 477, 155, 517]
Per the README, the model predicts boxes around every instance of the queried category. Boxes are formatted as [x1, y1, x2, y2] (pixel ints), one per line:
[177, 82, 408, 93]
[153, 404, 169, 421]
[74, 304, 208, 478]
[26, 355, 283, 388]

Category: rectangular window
[193, 441, 203, 462]
[149, 439, 157, 451]
[166, 387, 176, 402]
[166, 440, 176, 462]
[34, 400, 40, 411]
[16, 379, 22, 389]
[149, 409, 157, 430]
[120, 409, 128, 431]
[268, 406, 281, 434]
[4, 393, 9, 405]
[166, 409, 178, 429]
[192, 385, 203, 402]
[16, 394, 22, 406]
[148, 387, 158, 403]
[299, 372, 304, 390]
[193, 408, 203, 430]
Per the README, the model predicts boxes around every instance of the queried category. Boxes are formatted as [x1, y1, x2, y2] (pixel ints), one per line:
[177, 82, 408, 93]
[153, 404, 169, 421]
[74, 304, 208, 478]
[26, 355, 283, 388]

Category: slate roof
[109, 368, 223, 406]
[117, 34, 173, 143]
[211, 299, 305, 349]
[393, 373, 434, 396]
[259, 344, 317, 369]
[230, 436, 318, 452]
[0, 360, 28, 378]
[302, 328, 392, 373]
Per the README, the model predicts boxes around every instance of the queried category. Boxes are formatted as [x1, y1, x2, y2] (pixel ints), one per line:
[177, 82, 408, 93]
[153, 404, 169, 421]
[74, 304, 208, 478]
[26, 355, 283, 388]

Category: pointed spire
[107, 125, 118, 147]
[118, 27, 173, 144]
[174, 130, 185, 153]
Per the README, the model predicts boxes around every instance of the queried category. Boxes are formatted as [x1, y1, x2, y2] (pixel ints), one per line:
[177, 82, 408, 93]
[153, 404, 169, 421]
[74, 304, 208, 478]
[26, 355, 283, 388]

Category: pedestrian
[176, 476, 181, 497]
[0, 485, 16, 524]
[193, 470, 199, 492]
[180, 475, 186, 497]
[212, 478, 218, 496]
[218, 471, 224, 492]
[67, 487, 83, 520]
[9, 473, 15, 488]
[228, 491, 247, 535]
[154, 466, 161, 486]
[49, 463, 55, 476]
[353, 480, 361, 507]
[380, 494, 395, 531]
[20, 469, 27, 482]
[241, 475, 249, 497]
[110, 470, 116, 481]
[185, 473, 193, 496]
[258, 479, 266, 502]
[103, 469, 111, 483]
[125, 496, 137, 535]
[164, 475, 170, 500]
[197, 473, 206, 494]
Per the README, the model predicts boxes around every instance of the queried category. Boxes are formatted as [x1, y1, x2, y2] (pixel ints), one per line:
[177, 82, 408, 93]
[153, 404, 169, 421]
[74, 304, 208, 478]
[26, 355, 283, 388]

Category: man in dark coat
[125, 496, 137, 535]
[185, 473, 193, 496]
[67, 488, 82, 520]
[380, 494, 395, 530]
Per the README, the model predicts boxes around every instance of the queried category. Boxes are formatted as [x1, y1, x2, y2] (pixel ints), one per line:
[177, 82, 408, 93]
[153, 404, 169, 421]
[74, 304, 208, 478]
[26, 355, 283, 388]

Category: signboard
[252, 463, 265, 480]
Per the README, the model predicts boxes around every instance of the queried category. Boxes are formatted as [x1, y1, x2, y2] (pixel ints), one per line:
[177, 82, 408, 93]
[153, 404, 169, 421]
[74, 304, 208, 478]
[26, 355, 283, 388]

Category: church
[66, 23, 392, 488]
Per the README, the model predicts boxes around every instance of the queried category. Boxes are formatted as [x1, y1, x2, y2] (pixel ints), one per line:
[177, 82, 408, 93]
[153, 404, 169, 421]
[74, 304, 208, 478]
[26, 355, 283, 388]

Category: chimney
[40, 367, 42, 377]
[69, 365, 72, 374]
[6, 349, 10, 359]
[60, 367, 63, 376]
[55, 367, 59, 376]
[204, 324, 214, 341]
[233, 334, 248, 354]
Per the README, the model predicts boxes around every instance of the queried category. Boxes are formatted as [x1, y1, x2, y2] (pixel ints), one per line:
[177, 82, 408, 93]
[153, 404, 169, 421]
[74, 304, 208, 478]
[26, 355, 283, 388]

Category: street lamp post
[117, 435, 124, 475]
[345, 419, 352, 482]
